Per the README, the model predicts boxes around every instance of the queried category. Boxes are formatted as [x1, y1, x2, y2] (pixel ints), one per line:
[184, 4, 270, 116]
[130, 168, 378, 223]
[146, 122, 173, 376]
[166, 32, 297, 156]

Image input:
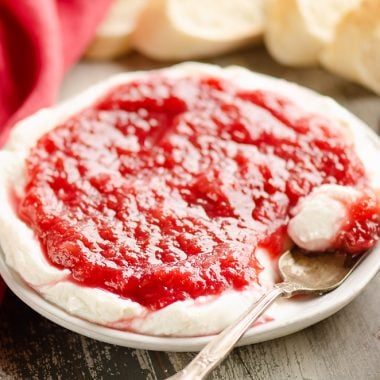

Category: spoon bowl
[279, 249, 369, 294]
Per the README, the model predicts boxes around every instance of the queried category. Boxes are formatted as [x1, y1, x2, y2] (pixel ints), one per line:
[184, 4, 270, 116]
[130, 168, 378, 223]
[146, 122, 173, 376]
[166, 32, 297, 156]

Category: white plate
[1, 244, 379, 352]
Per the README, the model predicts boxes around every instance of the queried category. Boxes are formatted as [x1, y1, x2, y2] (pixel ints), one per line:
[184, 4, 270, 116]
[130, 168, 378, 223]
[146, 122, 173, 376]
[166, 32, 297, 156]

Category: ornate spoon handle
[166, 283, 297, 380]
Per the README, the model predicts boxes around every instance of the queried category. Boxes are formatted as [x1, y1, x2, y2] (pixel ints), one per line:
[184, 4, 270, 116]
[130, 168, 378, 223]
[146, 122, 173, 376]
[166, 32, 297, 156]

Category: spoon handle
[166, 284, 289, 380]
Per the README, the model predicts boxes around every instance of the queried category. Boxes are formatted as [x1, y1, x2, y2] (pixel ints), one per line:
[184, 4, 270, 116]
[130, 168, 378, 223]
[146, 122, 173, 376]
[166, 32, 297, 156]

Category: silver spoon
[166, 248, 371, 380]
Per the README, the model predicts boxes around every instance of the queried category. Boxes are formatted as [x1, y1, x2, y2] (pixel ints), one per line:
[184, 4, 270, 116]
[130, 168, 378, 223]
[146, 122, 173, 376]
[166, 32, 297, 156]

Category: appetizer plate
[0, 243, 379, 352]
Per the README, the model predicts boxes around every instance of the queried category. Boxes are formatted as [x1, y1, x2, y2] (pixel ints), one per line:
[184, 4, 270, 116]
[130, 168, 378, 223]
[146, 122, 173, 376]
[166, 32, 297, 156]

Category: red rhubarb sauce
[334, 193, 380, 255]
[18, 75, 379, 310]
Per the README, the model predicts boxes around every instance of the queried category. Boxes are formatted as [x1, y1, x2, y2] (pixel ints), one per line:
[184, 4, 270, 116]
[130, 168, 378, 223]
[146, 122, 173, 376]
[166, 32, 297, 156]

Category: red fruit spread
[18, 75, 379, 310]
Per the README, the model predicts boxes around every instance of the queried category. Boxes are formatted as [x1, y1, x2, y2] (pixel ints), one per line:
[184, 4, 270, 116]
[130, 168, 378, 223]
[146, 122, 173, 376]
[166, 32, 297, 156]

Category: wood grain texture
[1, 46, 380, 380]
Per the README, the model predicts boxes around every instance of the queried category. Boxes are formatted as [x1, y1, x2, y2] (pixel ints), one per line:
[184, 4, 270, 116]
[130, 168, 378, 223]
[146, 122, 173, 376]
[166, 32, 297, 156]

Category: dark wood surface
[1, 47, 380, 379]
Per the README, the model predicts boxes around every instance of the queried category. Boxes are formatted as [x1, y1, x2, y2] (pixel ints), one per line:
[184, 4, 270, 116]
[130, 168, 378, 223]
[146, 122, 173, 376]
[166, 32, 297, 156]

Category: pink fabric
[0, 0, 113, 302]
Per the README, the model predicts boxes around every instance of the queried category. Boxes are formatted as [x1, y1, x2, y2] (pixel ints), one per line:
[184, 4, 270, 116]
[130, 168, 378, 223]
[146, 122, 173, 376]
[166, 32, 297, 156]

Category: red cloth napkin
[0, 0, 113, 302]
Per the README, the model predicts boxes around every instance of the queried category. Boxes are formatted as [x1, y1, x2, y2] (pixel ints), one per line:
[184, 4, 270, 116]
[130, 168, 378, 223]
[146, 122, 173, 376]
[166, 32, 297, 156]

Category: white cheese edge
[0, 62, 379, 336]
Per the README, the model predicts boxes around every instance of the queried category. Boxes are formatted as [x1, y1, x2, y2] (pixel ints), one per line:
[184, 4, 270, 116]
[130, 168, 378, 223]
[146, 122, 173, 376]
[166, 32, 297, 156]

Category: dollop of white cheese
[288, 184, 360, 251]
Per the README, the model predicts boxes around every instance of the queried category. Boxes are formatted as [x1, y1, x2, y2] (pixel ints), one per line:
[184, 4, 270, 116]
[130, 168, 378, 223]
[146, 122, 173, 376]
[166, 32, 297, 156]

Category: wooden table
[1, 47, 380, 380]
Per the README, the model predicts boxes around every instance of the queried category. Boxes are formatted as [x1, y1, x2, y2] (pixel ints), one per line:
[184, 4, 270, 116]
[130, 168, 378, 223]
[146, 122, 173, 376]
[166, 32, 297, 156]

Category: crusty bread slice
[132, 0, 265, 60]
[264, 0, 361, 66]
[320, 0, 380, 95]
[85, 0, 148, 60]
